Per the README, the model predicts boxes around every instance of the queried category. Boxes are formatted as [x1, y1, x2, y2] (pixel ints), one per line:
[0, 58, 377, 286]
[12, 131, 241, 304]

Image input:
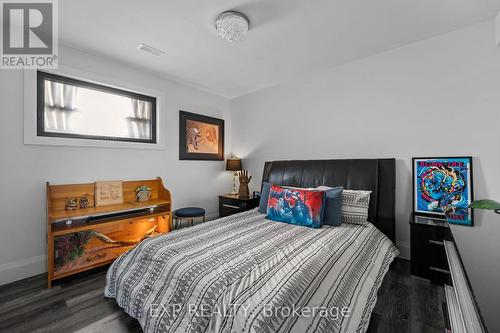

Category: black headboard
[261, 158, 396, 242]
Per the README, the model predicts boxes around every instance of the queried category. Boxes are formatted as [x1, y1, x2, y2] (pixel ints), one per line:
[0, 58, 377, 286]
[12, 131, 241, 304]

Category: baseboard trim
[396, 241, 410, 260]
[0, 255, 46, 286]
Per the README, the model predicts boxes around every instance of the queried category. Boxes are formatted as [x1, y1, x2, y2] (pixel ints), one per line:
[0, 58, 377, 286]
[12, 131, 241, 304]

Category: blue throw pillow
[258, 182, 272, 213]
[317, 186, 343, 226]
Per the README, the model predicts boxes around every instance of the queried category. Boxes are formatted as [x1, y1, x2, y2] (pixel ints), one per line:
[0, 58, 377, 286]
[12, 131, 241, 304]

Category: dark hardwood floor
[0, 258, 445, 333]
[366, 259, 446, 333]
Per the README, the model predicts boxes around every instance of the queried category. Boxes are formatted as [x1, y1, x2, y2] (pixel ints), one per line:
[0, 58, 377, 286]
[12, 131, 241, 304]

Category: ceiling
[60, 0, 500, 98]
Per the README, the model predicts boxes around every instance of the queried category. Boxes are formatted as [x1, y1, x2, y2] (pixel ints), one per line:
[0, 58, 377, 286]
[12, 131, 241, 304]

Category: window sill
[24, 135, 166, 150]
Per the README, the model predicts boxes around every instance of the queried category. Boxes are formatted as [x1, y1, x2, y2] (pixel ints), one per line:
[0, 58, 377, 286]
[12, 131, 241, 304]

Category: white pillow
[340, 190, 372, 226]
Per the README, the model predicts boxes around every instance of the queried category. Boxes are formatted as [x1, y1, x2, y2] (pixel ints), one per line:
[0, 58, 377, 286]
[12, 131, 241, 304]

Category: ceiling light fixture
[215, 11, 249, 43]
[137, 43, 165, 56]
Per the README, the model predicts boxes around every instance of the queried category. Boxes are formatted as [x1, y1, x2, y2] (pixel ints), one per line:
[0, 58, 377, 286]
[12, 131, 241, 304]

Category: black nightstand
[219, 194, 260, 218]
[409, 213, 451, 284]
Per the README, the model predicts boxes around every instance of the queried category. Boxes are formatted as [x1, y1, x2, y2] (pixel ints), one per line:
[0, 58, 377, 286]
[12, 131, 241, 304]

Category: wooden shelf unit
[46, 177, 172, 287]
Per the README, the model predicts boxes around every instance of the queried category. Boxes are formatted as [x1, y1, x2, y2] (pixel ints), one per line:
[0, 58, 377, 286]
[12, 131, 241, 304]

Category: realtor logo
[1, 0, 58, 68]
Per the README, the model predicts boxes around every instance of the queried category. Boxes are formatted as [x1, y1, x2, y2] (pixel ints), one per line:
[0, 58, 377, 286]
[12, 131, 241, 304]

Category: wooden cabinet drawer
[220, 204, 242, 217]
[219, 195, 259, 218]
[221, 201, 243, 210]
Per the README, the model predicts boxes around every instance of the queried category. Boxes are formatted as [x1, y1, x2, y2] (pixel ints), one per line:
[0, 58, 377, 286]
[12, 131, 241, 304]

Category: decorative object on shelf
[179, 111, 224, 160]
[412, 157, 473, 222]
[136, 185, 151, 202]
[226, 157, 242, 195]
[215, 11, 249, 43]
[469, 199, 500, 215]
[65, 197, 78, 211]
[78, 196, 89, 209]
[238, 169, 252, 199]
[95, 181, 123, 206]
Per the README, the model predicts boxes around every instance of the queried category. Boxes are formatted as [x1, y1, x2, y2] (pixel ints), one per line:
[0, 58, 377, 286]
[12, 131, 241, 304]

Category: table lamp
[226, 158, 242, 195]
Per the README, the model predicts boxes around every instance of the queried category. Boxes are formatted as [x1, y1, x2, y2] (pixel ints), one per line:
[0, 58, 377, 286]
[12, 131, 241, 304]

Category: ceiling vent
[137, 43, 165, 56]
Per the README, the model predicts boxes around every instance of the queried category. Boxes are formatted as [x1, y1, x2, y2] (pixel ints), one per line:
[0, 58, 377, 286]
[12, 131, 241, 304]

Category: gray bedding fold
[105, 208, 398, 333]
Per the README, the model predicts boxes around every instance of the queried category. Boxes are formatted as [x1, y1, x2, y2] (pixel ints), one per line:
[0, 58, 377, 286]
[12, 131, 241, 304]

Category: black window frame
[37, 71, 157, 144]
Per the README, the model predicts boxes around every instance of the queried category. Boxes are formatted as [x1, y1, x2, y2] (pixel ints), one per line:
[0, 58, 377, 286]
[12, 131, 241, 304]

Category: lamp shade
[226, 158, 242, 171]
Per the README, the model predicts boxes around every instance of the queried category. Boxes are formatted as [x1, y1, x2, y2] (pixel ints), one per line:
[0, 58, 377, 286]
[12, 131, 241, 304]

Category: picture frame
[179, 111, 224, 161]
[412, 157, 473, 220]
[95, 181, 123, 206]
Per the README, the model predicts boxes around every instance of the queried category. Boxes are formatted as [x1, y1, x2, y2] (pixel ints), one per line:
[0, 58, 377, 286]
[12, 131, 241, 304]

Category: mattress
[105, 208, 399, 333]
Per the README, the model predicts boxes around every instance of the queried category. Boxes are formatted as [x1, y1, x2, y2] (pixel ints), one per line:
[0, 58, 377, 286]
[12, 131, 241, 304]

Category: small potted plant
[135, 186, 151, 202]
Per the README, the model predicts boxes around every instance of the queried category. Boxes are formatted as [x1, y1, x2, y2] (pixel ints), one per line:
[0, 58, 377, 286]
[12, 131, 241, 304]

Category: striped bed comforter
[105, 209, 399, 333]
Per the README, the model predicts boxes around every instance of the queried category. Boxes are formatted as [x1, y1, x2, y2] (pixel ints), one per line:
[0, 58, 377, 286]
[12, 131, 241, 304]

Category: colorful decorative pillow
[265, 185, 325, 228]
[259, 183, 316, 214]
[258, 182, 272, 214]
[316, 186, 344, 226]
[341, 190, 372, 225]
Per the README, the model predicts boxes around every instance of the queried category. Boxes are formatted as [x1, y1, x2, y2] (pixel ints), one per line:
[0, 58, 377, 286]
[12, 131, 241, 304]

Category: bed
[105, 159, 399, 333]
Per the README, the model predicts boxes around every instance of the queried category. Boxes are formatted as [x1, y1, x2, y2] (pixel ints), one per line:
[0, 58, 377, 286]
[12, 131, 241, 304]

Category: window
[37, 71, 157, 144]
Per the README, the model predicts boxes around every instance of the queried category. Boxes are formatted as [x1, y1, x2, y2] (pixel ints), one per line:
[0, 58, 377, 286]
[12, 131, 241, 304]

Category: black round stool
[174, 207, 206, 229]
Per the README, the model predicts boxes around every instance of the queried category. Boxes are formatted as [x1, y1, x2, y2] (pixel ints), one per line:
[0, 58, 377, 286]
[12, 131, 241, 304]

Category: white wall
[231, 21, 500, 258]
[0, 46, 232, 285]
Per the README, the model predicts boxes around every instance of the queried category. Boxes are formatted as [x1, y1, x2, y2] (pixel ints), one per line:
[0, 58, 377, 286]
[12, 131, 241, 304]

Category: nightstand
[219, 194, 260, 218]
[409, 213, 451, 284]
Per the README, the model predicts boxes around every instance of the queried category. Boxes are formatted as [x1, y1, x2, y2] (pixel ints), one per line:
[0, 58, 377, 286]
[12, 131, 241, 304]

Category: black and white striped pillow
[341, 190, 371, 225]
